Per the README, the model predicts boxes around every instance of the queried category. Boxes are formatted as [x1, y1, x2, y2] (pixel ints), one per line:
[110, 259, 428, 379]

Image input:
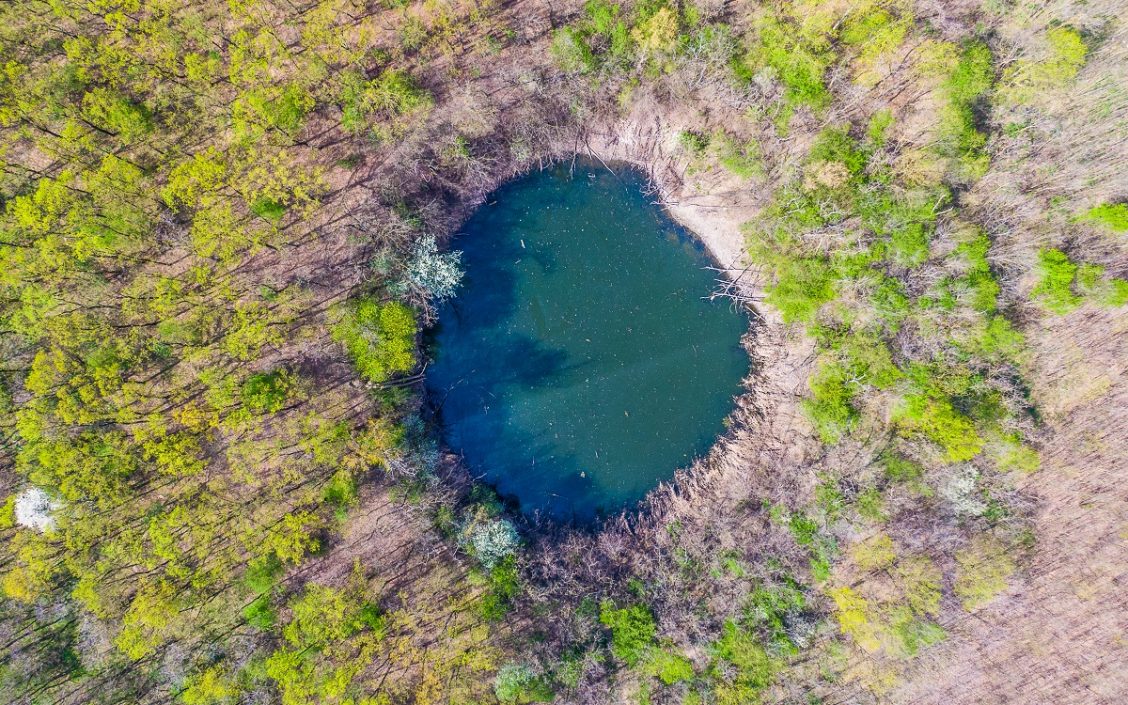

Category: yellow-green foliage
[631, 7, 679, 56]
[331, 298, 418, 384]
[935, 42, 994, 181]
[714, 132, 764, 179]
[840, 3, 912, 84]
[830, 552, 946, 658]
[709, 620, 779, 703]
[1002, 26, 1087, 103]
[802, 359, 857, 444]
[265, 574, 391, 705]
[895, 556, 942, 617]
[339, 69, 433, 139]
[742, 8, 835, 111]
[1031, 247, 1081, 313]
[850, 533, 897, 572]
[644, 645, 695, 684]
[893, 393, 983, 462]
[115, 580, 180, 660]
[992, 433, 1040, 473]
[1032, 248, 1128, 313]
[599, 601, 658, 667]
[829, 586, 882, 652]
[180, 666, 237, 705]
[1083, 202, 1128, 233]
[954, 536, 1015, 610]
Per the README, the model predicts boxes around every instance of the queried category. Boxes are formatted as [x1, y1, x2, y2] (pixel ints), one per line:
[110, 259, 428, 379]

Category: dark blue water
[425, 161, 749, 521]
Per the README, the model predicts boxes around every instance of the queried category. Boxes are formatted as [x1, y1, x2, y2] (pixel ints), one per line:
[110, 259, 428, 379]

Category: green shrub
[322, 469, 358, 511]
[340, 69, 432, 138]
[787, 511, 819, 547]
[243, 594, 277, 629]
[936, 42, 993, 180]
[764, 256, 837, 323]
[890, 222, 930, 267]
[815, 477, 845, 520]
[867, 109, 894, 146]
[994, 434, 1040, 473]
[331, 298, 417, 383]
[886, 607, 946, 657]
[585, 0, 624, 36]
[840, 5, 912, 73]
[1083, 202, 1128, 232]
[678, 129, 710, 156]
[600, 601, 658, 666]
[493, 664, 554, 704]
[81, 87, 154, 143]
[710, 620, 776, 694]
[644, 647, 695, 684]
[809, 126, 867, 177]
[232, 83, 314, 140]
[1031, 248, 1081, 314]
[244, 553, 283, 594]
[945, 42, 994, 104]
[241, 369, 293, 413]
[881, 454, 924, 484]
[869, 276, 911, 329]
[478, 556, 521, 622]
[802, 360, 857, 443]
[250, 197, 287, 221]
[1076, 263, 1128, 307]
[893, 393, 983, 462]
[962, 315, 1024, 361]
[738, 584, 801, 658]
[855, 487, 887, 522]
[744, 12, 834, 110]
[551, 26, 598, 73]
[842, 332, 902, 388]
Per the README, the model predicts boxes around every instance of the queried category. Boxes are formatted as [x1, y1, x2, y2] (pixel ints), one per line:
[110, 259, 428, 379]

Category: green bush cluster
[936, 42, 994, 181]
[707, 619, 779, 703]
[643, 647, 695, 684]
[338, 69, 432, 139]
[241, 369, 293, 413]
[493, 663, 554, 704]
[330, 298, 417, 384]
[477, 556, 521, 622]
[550, 0, 710, 75]
[599, 601, 658, 666]
[802, 360, 857, 444]
[1001, 26, 1087, 103]
[1031, 248, 1128, 313]
[678, 129, 710, 156]
[741, 11, 835, 112]
[1083, 202, 1128, 232]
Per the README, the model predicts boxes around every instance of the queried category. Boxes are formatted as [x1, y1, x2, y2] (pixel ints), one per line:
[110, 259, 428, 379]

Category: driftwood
[704, 264, 762, 307]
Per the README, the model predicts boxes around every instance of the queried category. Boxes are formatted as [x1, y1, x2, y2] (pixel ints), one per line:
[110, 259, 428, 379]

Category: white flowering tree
[403, 235, 463, 302]
[465, 518, 519, 569]
[14, 487, 60, 532]
[939, 465, 986, 516]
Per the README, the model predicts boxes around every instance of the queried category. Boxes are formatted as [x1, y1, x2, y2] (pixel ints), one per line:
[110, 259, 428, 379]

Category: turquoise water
[425, 161, 749, 522]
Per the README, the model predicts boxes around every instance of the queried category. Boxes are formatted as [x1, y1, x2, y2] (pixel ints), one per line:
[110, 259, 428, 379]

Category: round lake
[425, 160, 750, 522]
